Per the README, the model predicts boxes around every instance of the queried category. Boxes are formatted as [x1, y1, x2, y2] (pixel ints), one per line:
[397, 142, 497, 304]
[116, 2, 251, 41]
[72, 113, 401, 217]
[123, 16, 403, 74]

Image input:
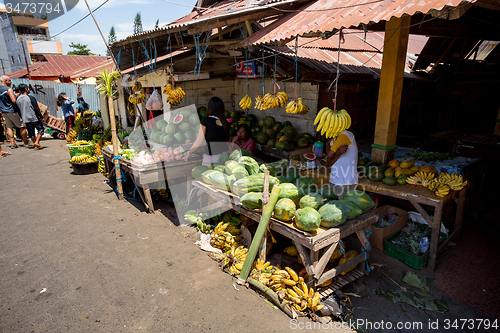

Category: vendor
[326, 130, 358, 198]
[230, 124, 255, 156]
[184, 97, 230, 165]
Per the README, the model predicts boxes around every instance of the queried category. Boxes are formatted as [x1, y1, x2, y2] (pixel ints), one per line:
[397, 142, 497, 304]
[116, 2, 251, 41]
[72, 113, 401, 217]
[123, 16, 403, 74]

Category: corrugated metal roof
[245, 0, 475, 45]
[268, 32, 427, 77]
[121, 48, 192, 74]
[7, 55, 109, 78]
[70, 59, 115, 79]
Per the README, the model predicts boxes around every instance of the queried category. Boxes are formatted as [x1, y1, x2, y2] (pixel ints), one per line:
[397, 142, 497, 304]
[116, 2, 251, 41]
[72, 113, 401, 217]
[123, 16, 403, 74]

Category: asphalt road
[0, 139, 351, 332]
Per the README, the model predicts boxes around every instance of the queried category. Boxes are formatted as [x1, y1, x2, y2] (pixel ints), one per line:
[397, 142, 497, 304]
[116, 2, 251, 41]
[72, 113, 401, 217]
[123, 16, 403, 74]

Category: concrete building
[0, 8, 62, 75]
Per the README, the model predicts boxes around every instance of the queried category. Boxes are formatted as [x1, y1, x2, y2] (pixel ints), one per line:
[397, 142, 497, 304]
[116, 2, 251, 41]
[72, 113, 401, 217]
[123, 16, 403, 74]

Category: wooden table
[191, 180, 378, 290]
[259, 145, 313, 161]
[103, 148, 202, 213]
[301, 167, 467, 271]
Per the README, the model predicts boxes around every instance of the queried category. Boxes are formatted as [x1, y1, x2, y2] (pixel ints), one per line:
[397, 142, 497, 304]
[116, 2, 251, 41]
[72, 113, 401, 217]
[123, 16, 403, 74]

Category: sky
[1, 0, 194, 56]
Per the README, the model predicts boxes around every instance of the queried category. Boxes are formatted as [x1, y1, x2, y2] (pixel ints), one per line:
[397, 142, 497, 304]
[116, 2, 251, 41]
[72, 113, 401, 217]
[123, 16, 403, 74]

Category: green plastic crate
[67, 144, 95, 158]
[383, 229, 447, 269]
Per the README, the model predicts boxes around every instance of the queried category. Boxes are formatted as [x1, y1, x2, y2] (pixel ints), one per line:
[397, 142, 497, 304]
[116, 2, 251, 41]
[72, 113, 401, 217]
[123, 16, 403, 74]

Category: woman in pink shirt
[231, 124, 255, 156]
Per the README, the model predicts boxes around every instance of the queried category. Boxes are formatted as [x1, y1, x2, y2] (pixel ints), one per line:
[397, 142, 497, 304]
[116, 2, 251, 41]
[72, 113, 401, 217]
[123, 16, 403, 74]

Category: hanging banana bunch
[286, 98, 309, 114]
[131, 81, 142, 92]
[129, 91, 146, 105]
[239, 94, 252, 109]
[127, 103, 135, 116]
[255, 92, 289, 111]
[314, 108, 351, 138]
[163, 83, 185, 106]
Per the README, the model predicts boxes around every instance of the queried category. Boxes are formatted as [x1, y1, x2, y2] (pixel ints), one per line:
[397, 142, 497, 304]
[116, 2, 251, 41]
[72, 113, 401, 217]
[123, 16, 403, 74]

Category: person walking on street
[17, 84, 44, 150]
[0, 75, 29, 148]
[75, 97, 90, 117]
[57, 92, 75, 133]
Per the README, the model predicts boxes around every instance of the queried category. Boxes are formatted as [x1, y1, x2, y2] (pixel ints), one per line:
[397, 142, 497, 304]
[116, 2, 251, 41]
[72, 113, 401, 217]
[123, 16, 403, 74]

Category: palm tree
[97, 68, 123, 199]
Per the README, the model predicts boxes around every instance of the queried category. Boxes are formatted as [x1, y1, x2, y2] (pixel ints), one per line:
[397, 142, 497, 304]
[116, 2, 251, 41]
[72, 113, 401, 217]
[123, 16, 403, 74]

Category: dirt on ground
[0, 139, 495, 332]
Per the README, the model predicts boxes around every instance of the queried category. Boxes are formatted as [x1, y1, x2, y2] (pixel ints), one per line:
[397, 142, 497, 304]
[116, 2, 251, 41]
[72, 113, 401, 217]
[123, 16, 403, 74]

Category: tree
[107, 26, 117, 56]
[67, 42, 94, 55]
[133, 12, 143, 34]
[154, 19, 159, 30]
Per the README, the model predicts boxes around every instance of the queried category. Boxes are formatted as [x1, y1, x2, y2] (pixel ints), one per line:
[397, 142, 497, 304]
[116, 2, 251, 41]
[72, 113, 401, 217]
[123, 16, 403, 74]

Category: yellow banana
[314, 107, 330, 125]
[321, 111, 332, 136]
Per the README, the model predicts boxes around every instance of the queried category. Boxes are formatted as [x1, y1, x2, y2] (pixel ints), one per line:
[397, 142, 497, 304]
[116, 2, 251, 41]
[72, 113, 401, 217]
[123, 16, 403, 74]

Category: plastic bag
[146, 90, 163, 110]
[91, 116, 103, 128]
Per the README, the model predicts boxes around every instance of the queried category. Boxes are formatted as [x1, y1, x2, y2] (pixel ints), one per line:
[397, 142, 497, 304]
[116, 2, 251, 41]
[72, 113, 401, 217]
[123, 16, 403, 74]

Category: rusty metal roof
[7, 55, 109, 78]
[121, 48, 192, 74]
[70, 58, 115, 79]
[245, 0, 475, 45]
[268, 31, 427, 78]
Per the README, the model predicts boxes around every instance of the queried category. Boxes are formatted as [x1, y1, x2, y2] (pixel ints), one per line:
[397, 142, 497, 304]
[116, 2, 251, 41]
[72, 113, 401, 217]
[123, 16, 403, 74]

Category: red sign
[236, 60, 259, 78]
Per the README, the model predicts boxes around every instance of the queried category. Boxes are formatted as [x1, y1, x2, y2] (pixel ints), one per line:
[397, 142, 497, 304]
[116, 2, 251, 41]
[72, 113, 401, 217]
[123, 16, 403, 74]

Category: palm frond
[96, 67, 120, 97]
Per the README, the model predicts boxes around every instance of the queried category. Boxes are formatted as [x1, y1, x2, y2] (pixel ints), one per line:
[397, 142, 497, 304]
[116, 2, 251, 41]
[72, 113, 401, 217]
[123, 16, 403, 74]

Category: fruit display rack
[102, 148, 202, 213]
[191, 180, 378, 291]
[301, 168, 467, 271]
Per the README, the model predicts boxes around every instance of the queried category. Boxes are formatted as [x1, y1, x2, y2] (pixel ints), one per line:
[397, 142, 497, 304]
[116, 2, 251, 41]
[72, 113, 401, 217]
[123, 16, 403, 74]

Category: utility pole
[20, 38, 31, 80]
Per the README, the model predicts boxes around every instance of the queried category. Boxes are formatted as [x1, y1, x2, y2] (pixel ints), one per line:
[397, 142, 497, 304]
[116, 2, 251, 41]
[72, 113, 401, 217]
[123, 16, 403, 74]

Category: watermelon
[258, 119, 266, 128]
[251, 126, 261, 135]
[188, 114, 199, 126]
[173, 132, 185, 144]
[299, 194, 325, 210]
[265, 128, 277, 139]
[209, 171, 232, 191]
[295, 207, 321, 232]
[183, 131, 194, 141]
[179, 122, 191, 132]
[254, 133, 269, 144]
[265, 116, 276, 128]
[260, 159, 288, 177]
[300, 133, 315, 144]
[229, 149, 242, 161]
[318, 201, 351, 228]
[232, 165, 249, 179]
[224, 160, 240, 175]
[232, 174, 279, 196]
[283, 126, 296, 136]
[296, 176, 317, 196]
[278, 183, 301, 203]
[282, 121, 292, 128]
[297, 138, 309, 148]
[276, 142, 295, 151]
[274, 198, 296, 222]
[230, 111, 241, 119]
[273, 123, 283, 133]
[343, 190, 375, 212]
[159, 133, 166, 144]
[156, 119, 168, 130]
[163, 134, 174, 146]
[241, 192, 263, 210]
[198, 106, 207, 118]
[340, 200, 363, 220]
[303, 153, 316, 161]
[212, 164, 226, 173]
[201, 170, 218, 184]
[172, 114, 184, 124]
[165, 123, 176, 134]
[246, 114, 257, 124]
[267, 139, 276, 147]
[192, 165, 209, 179]
[238, 156, 260, 175]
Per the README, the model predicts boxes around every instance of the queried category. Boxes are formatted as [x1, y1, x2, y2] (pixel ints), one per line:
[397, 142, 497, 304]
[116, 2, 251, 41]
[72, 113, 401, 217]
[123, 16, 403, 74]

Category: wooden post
[371, 16, 411, 164]
[20, 38, 31, 80]
[494, 106, 500, 136]
[259, 170, 270, 261]
[108, 95, 123, 199]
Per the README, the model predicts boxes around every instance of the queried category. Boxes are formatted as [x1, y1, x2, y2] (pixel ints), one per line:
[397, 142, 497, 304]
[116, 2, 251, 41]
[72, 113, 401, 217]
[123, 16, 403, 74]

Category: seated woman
[230, 124, 255, 156]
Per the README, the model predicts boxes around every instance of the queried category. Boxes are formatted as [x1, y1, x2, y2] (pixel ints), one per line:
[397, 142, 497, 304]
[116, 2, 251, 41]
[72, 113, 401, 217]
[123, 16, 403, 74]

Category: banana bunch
[163, 84, 186, 105]
[437, 172, 468, 191]
[254, 93, 264, 110]
[285, 98, 309, 114]
[72, 140, 89, 147]
[406, 172, 434, 187]
[427, 179, 451, 197]
[238, 118, 251, 126]
[239, 94, 253, 109]
[127, 103, 135, 116]
[83, 110, 95, 117]
[70, 154, 98, 164]
[66, 129, 77, 143]
[129, 91, 146, 104]
[314, 108, 352, 138]
[276, 92, 289, 107]
[269, 267, 324, 313]
[249, 259, 274, 285]
[98, 157, 106, 176]
[131, 81, 142, 92]
[210, 222, 241, 252]
[227, 246, 248, 276]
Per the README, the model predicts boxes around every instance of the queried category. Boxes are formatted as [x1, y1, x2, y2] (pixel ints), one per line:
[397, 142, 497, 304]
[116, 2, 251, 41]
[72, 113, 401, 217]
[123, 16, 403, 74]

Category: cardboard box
[369, 205, 408, 251]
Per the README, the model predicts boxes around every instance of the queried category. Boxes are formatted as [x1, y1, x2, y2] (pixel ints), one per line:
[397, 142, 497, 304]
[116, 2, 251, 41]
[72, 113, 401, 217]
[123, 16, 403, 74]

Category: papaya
[382, 176, 397, 186]
[401, 168, 415, 176]
[274, 198, 296, 222]
[241, 192, 263, 210]
[388, 159, 400, 169]
[339, 250, 358, 275]
[411, 165, 421, 173]
[384, 168, 395, 177]
[400, 158, 415, 169]
[397, 174, 408, 185]
[369, 171, 384, 182]
[394, 166, 403, 178]
[420, 165, 437, 174]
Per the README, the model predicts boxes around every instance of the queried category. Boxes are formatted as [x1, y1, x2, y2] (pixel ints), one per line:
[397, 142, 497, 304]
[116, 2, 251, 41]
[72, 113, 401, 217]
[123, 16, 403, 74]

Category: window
[11, 56, 15, 64]
[17, 26, 47, 36]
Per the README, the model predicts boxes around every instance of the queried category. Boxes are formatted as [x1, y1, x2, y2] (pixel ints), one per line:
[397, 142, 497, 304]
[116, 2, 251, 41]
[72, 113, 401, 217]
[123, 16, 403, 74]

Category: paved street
[0, 139, 348, 332]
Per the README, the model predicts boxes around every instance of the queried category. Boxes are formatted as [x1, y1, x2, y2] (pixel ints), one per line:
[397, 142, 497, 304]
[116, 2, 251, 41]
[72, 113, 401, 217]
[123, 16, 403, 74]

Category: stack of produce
[239, 94, 253, 109]
[414, 172, 468, 197]
[163, 83, 185, 106]
[254, 92, 289, 110]
[129, 82, 146, 105]
[144, 108, 199, 147]
[286, 98, 309, 114]
[70, 154, 98, 163]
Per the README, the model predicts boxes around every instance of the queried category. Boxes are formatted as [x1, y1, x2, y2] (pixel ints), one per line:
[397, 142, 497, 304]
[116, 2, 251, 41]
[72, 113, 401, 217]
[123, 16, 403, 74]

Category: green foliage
[133, 12, 143, 34]
[154, 19, 159, 29]
[96, 67, 120, 98]
[67, 42, 94, 55]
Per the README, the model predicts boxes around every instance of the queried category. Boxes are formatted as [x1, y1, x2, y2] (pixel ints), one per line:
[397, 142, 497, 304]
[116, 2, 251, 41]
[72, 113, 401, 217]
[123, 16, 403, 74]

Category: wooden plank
[317, 255, 365, 286]
[356, 229, 371, 251]
[295, 243, 315, 276]
[142, 183, 155, 213]
[408, 198, 435, 227]
[313, 242, 337, 279]
[428, 202, 443, 271]
[453, 187, 467, 241]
